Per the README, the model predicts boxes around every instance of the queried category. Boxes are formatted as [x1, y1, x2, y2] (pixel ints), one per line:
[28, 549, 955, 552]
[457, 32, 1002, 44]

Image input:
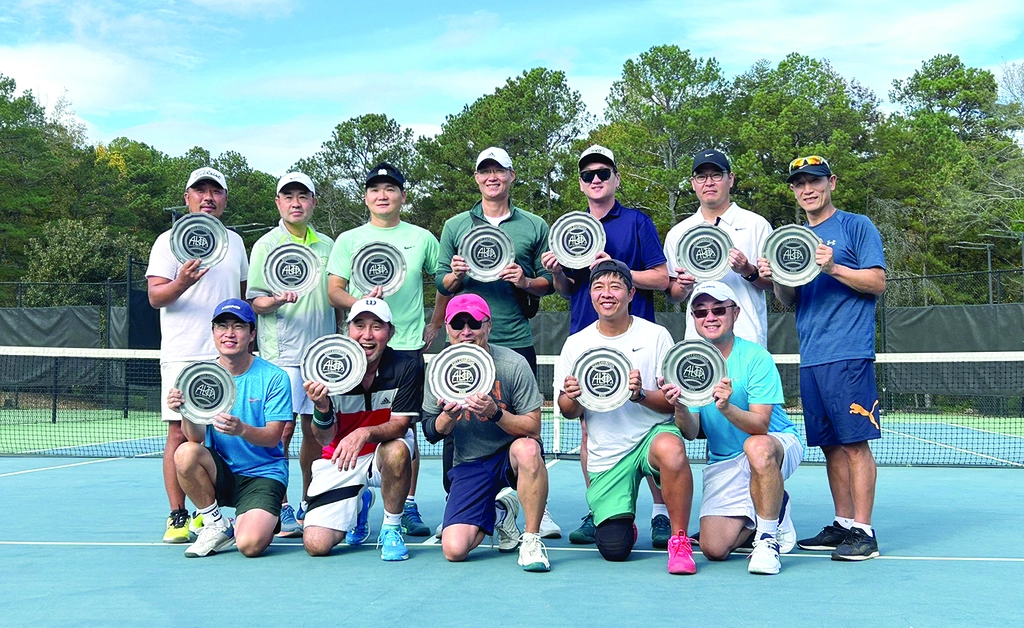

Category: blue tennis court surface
[1, 456, 1021, 627]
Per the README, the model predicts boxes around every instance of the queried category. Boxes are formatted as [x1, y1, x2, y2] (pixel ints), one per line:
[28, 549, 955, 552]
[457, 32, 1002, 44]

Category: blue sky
[2, 0, 1022, 175]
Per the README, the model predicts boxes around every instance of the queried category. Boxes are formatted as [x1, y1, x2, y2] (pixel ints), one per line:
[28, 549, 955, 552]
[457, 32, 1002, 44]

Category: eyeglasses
[580, 168, 614, 184]
[213, 321, 250, 333]
[476, 168, 508, 177]
[449, 317, 488, 331]
[691, 305, 736, 319]
[788, 155, 829, 173]
[692, 171, 726, 185]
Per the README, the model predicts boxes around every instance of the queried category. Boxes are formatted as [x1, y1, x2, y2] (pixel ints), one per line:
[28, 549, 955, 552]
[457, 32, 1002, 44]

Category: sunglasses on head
[691, 304, 736, 319]
[580, 168, 614, 184]
[788, 155, 829, 174]
[449, 317, 487, 331]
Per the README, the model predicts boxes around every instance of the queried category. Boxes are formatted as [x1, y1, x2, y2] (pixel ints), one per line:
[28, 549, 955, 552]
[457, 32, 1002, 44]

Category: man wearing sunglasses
[664, 149, 774, 348]
[554, 259, 696, 575]
[541, 145, 671, 548]
[757, 156, 886, 561]
[663, 281, 803, 575]
[421, 294, 552, 572]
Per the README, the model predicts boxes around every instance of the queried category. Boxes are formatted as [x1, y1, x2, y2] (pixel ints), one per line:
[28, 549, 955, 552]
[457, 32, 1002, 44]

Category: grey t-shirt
[421, 344, 543, 466]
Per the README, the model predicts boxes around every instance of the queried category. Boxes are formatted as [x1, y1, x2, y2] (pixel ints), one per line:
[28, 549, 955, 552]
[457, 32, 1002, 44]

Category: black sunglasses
[580, 168, 614, 183]
[449, 317, 487, 331]
[691, 305, 736, 319]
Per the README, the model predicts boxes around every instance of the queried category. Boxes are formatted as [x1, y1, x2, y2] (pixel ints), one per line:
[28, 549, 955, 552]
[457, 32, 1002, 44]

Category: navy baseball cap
[786, 155, 832, 183]
[212, 298, 256, 325]
[590, 259, 633, 292]
[365, 162, 405, 189]
[692, 149, 731, 174]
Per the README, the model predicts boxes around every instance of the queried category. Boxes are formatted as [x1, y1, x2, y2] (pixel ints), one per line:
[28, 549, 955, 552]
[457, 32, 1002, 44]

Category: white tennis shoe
[185, 521, 235, 558]
[539, 508, 561, 539]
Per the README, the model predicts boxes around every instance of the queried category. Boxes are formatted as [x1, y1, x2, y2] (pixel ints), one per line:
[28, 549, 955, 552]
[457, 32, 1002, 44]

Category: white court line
[943, 422, 1024, 440]
[0, 457, 124, 477]
[880, 427, 1023, 467]
[1, 540, 1022, 563]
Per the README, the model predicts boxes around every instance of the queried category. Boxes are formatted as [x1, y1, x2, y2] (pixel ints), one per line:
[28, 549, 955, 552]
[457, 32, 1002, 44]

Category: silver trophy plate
[175, 361, 236, 425]
[662, 340, 727, 407]
[763, 224, 822, 287]
[426, 342, 496, 405]
[675, 223, 734, 282]
[300, 334, 368, 396]
[350, 242, 408, 297]
[460, 225, 515, 282]
[548, 211, 606, 269]
[169, 213, 229, 269]
[571, 346, 633, 413]
[264, 243, 321, 297]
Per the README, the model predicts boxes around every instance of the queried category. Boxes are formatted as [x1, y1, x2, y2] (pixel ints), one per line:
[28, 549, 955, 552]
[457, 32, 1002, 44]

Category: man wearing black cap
[167, 298, 293, 558]
[327, 162, 448, 538]
[664, 149, 774, 348]
[758, 156, 886, 561]
[147, 167, 249, 544]
[553, 259, 696, 575]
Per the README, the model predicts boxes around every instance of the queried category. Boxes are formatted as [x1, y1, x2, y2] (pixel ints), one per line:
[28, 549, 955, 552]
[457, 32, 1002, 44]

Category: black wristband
[631, 389, 647, 404]
[312, 406, 334, 429]
[490, 406, 504, 423]
[744, 269, 759, 283]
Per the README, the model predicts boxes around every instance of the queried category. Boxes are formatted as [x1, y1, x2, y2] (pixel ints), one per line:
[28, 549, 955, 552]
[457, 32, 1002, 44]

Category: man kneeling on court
[554, 259, 696, 574]
[302, 298, 418, 561]
[421, 294, 551, 572]
[662, 281, 803, 575]
[169, 299, 293, 558]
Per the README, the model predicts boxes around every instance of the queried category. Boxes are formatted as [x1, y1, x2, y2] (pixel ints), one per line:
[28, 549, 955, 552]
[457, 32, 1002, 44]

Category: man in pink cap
[421, 294, 552, 572]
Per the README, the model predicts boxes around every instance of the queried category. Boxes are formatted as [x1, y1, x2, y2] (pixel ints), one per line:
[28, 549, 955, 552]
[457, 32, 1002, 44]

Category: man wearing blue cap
[147, 167, 249, 544]
[167, 299, 293, 558]
[758, 156, 886, 561]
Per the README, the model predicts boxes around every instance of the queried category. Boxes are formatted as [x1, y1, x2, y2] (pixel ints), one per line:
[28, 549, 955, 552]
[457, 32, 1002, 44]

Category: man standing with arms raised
[327, 163, 447, 539]
[247, 171, 336, 536]
[147, 167, 248, 544]
[758, 156, 886, 561]
[664, 149, 774, 348]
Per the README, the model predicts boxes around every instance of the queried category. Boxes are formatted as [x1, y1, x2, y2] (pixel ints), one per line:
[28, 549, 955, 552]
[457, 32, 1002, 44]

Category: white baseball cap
[276, 171, 316, 196]
[690, 280, 739, 305]
[346, 298, 393, 324]
[475, 147, 513, 170]
[185, 167, 228, 192]
[578, 145, 617, 170]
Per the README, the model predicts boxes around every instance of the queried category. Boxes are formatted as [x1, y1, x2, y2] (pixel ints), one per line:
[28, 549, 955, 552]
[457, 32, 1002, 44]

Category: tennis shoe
[667, 531, 696, 575]
[346, 488, 375, 546]
[518, 534, 550, 572]
[278, 504, 302, 538]
[748, 534, 782, 575]
[651, 514, 671, 549]
[401, 501, 431, 537]
[188, 511, 204, 539]
[798, 522, 850, 551]
[377, 525, 409, 561]
[296, 500, 308, 525]
[569, 512, 596, 544]
[163, 509, 190, 544]
[185, 521, 235, 558]
[831, 527, 879, 561]
[494, 492, 521, 552]
[777, 491, 796, 554]
[539, 508, 562, 539]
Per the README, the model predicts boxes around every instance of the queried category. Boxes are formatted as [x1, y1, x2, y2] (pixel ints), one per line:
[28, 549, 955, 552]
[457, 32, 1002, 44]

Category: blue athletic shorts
[799, 359, 882, 447]
[442, 447, 517, 535]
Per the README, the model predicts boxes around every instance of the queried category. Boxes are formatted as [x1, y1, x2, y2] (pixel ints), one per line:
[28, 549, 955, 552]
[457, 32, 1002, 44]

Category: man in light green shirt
[326, 162, 447, 537]
[248, 171, 337, 536]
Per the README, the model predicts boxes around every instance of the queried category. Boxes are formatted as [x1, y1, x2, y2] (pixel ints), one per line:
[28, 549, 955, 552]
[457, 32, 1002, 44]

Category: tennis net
[2, 347, 1022, 466]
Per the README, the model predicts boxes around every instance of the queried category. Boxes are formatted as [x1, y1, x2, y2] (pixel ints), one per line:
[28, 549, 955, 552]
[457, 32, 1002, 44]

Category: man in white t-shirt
[147, 167, 249, 544]
[553, 259, 697, 575]
[664, 150, 773, 347]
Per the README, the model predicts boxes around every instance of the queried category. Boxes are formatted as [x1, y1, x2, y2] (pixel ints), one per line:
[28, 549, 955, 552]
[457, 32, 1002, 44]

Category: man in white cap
[662, 281, 803, 575]
[542, 144, 670, 547]
[147, 166, 249, 544]
[327, 162, 449, 538]
[302, 298, 420, 561]
[247, 171, 336, 537]
[664, 149, 774, 348]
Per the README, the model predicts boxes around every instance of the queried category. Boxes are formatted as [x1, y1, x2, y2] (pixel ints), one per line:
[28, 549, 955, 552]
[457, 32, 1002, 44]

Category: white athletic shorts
[699, 432, 803, 524]
[303, 428, 415, 531]
[281, 366, 313, 415]
[160, 361, 190, 422]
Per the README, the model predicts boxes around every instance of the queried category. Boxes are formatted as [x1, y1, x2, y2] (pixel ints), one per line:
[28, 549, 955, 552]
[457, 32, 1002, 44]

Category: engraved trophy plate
[300, 334, 368, 396]
[662, 340, 727, 407]
[175, 361, 236, 425]
[763, 224, 822, 287]
[264, 243, 321, 297]
[169, 213, 229, 269]
[548, 211, 606, 269]
[426, 342, 497, 405]
[571, 347, 633, 412]
[460, 225, 515, 282]
[350, 242, 408, 297]
[676, 223, 734, 282]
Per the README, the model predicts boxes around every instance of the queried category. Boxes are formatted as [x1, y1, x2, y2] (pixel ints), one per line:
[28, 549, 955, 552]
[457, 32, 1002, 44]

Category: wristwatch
[490, 406, 504, 423]
[744, 269, 759, 282]
[631, 389, 647, 404]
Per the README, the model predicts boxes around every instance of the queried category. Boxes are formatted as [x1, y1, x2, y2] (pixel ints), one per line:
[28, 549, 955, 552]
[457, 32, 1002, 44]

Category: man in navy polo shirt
[541, 145, 671, 548]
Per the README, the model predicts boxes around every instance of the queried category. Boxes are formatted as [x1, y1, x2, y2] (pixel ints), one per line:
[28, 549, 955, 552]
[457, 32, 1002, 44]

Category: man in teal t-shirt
[326, 162, 446, 538]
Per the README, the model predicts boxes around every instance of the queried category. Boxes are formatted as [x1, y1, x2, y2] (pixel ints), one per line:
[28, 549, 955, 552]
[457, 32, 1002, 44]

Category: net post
[51, 356, 59, 424]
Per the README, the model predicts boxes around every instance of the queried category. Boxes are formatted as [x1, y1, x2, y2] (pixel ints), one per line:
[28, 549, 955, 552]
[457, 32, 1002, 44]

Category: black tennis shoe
[797, 522, 850, 551]
[831, 527, 879, 561]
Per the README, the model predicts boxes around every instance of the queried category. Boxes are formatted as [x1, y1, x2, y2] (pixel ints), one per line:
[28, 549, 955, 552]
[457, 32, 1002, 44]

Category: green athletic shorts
[209, 447, 286, 518]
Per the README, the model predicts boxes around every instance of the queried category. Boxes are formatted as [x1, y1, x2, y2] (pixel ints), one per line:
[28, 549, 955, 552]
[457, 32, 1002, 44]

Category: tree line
[2, 46, 1022, 308]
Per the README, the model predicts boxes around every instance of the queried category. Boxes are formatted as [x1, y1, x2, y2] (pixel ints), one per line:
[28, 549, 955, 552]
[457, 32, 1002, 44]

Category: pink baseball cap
[445, 293, 491, 323]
